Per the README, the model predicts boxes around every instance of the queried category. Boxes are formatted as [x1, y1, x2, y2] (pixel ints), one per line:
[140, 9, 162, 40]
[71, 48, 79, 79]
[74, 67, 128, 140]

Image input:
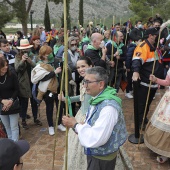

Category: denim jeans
[0, 113, 19, 141]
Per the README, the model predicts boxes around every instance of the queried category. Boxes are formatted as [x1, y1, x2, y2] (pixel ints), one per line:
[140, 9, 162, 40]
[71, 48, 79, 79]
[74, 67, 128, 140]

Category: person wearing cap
[132, 27, 164, 129]
[0, 138, 30, 170]
[15, 39, 42, 129]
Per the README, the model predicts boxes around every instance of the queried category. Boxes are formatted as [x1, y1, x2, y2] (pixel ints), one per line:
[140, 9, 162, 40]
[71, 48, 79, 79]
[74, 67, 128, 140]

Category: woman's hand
[55, 67, 62, 74]
[149, 74, 157, 83]
[1, 99, 13, 111]
[58, 91, 65, 101]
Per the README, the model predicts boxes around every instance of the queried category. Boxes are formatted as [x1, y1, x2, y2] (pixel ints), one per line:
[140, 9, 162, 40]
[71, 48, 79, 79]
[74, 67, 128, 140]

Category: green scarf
[111, 41, 124, 55]
[89, 86, 122, 106]
[86, 44, 102, 57]
[82, 35, 90, 43]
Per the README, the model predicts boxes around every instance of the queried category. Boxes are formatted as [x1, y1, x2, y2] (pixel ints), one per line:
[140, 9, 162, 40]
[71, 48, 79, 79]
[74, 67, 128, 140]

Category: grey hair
[86, 66, 108, 87]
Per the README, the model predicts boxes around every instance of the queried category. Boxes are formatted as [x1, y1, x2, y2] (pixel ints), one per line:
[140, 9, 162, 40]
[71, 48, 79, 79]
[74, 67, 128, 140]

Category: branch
[3, 0, 14, 6]
[26, 0, 34, 13]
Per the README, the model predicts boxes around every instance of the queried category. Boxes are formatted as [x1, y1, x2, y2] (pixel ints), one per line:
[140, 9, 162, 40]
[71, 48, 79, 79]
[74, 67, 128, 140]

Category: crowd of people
[0, 13, 170, 169]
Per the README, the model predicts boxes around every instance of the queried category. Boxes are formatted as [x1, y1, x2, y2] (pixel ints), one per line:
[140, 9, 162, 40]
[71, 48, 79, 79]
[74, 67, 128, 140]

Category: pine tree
[44, 1, 51, 31]
[129, 0, 169, 23]
[79, 0, 84, 27]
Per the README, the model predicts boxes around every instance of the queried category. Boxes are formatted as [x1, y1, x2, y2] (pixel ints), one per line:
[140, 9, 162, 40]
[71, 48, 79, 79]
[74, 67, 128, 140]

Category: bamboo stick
[52, 65, 65, 170]
[63, 0, 69, 169]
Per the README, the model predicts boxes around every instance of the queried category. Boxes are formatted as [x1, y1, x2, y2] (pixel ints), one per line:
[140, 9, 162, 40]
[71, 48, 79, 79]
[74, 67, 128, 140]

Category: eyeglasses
[82, 79, 102, 86]
[71, 44, 77, 47]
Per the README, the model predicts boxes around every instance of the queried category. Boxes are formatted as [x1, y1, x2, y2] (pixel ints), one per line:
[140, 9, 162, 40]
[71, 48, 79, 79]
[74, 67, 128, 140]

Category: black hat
[0, 139, 30, 170]
[146, 27, 159, 36]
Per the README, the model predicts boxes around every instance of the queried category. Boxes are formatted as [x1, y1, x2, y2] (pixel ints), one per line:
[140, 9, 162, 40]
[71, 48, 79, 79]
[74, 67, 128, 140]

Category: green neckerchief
[87, 44, 97, 50]
[111, 41, 124, 55]
[155, 50, 159, 60]
[104, 38, 110, 43]
[87, 44, 102, 58]
[82, 35, 90, 43]
[89, 86, 122, 107]
[65, 96, 73, 117]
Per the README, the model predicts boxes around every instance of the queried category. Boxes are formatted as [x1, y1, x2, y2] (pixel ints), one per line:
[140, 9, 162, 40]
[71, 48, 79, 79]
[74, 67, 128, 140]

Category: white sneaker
[129, 90, 133, 94]
[58, 124, 66, 132]
[48, 126, 55, 136]
[125, 93, 133, 99]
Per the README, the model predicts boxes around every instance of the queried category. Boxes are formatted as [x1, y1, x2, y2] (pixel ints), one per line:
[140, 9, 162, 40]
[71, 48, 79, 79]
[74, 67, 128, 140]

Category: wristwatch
[72, 123, 78, 134]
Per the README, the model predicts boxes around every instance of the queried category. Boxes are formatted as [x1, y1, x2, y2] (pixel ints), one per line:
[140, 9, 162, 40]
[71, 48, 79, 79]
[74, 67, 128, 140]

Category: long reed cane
[125, 32, 128, 46]
[113, 33, 119, 89]
[138, 31, 161, 148]
[52, 66, 65, 170]
[109, 41, 114, 86]
[62, 0, 69, 169]
[113, 58, 118, 88]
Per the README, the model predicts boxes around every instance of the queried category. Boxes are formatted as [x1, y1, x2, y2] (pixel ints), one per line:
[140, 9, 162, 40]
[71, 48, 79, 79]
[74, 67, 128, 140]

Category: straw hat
[17, 39, 33, 49]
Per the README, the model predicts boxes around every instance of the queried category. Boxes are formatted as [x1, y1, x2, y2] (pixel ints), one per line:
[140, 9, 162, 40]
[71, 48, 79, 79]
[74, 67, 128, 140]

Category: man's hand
[62, 116, 77, 128]
[127, 69, 130, 72]
[132, 72, 140, 81]
[102, 46, 107, 55]
[109, 61, 115, 67]
[116, 55, 120, 60]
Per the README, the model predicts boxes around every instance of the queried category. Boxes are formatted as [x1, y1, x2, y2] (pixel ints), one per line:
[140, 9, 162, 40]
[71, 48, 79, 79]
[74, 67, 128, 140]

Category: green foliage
[79, 0, 84, 26]
[129, 0, 170, 24]
[0, 2, 14, 29]
[3, 0, 34, 35]
[44, 1, 51, 31]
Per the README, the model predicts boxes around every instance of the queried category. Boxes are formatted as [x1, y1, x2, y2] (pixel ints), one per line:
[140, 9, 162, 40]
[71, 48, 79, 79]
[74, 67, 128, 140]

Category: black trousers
[87, 155, 117, 170]
[136, 84, 156, 125]
[126, 70, 133, 93]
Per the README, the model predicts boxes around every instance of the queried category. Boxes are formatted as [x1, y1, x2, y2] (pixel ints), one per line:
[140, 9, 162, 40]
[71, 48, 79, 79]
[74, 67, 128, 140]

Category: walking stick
[138, 31, 161, 148]
[52, 67, 65, 170]
[113, 33, 119, 89]
[109, 16, 115, 86]
[113, 58, 118, 89]
[109, 40, 114, 86]
[62, 0, 69, 169]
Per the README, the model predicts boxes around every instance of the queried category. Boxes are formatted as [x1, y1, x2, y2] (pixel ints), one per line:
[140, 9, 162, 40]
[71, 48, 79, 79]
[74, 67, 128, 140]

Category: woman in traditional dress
[144, 71, 170, 163]
[59, 56, 93, 170]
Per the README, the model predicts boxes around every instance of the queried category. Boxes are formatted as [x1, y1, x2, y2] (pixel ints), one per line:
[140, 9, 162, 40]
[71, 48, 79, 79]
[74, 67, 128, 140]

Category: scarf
[111, 41, 124, 55]
[89, 86, 122, 106]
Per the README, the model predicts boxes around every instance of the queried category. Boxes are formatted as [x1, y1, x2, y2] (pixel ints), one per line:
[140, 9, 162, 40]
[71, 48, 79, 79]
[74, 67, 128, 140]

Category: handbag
[9, 98, 20, 111]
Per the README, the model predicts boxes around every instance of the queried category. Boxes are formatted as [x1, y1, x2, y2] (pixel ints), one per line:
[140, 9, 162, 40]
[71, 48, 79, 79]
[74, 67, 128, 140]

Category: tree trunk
[21, 19, 28, 36]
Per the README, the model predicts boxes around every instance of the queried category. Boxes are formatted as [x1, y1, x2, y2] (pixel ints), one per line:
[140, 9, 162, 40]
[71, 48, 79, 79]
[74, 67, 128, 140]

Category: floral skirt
[144, 90, 170, 157]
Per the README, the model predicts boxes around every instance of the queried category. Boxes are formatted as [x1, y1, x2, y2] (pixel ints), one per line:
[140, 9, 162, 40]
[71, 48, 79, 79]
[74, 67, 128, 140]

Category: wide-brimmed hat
[17, 39, 33, 49]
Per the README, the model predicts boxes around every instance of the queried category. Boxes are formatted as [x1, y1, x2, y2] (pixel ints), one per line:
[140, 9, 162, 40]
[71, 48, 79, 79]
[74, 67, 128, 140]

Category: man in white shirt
[62, 66, 127, 170]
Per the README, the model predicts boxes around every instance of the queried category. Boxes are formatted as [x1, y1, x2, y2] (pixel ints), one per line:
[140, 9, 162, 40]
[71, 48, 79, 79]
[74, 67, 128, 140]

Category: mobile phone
[24, 53, 28, 59]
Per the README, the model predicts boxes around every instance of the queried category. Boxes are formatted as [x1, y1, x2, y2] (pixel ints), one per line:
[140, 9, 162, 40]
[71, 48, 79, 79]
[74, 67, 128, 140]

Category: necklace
[0, 75, 7, 84]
